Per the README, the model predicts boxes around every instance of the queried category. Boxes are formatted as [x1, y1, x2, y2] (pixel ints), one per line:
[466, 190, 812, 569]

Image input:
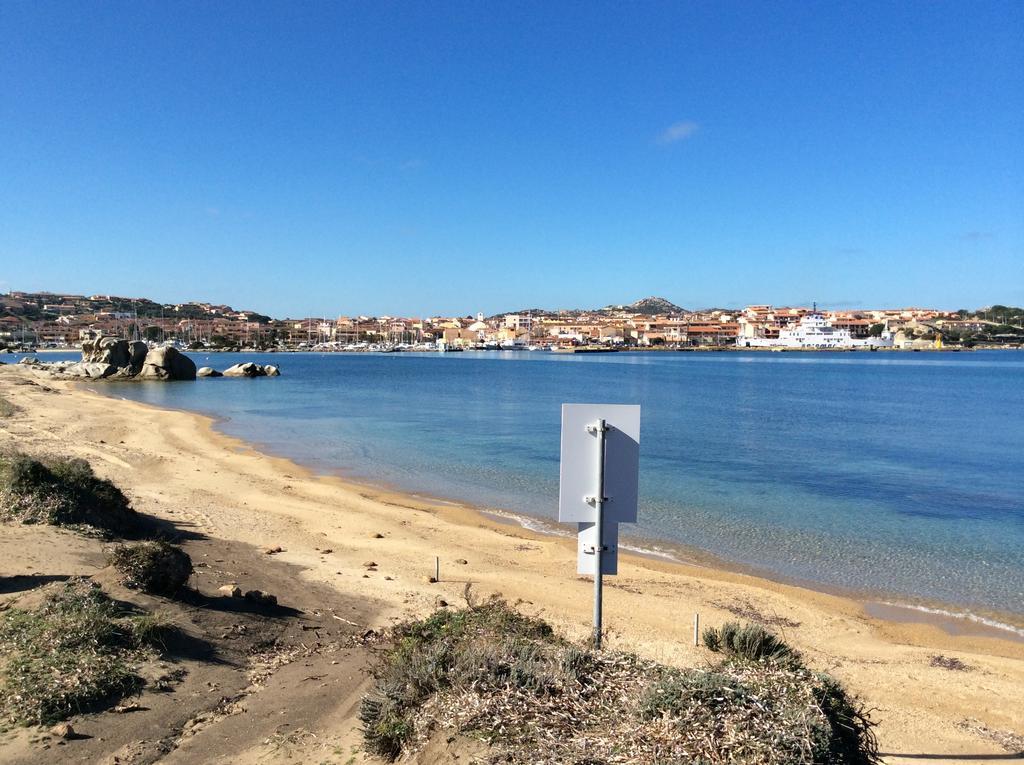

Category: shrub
[359, 692, 412, 761]
[361, 602, 879, 764]
[109, 541, 193, 595]
[639, 669, 748, 719]
[812, 671, 881, 764]
[638, 662, 878, 764]
[0, 580, 169, 725]
[360, 599, 568, 760]
[702, 620, 798, 664]
[0, 451, 137, 534]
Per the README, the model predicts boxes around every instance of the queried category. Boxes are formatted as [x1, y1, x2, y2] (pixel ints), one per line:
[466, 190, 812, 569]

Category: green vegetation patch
[702, 619, 799, 665]
[109, 541, 193, 595]
[0, 580, 166, 725]
[0, 396, 17, 418]
[361, 600, 878, 764]
[0, 451, 137, 534]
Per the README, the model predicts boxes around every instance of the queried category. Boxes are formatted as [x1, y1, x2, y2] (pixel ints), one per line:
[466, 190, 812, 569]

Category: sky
[1, 1, 1022, 317]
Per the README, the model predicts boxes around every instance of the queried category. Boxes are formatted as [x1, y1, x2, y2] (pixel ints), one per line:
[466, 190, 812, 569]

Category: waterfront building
[738, 312, 893, 349]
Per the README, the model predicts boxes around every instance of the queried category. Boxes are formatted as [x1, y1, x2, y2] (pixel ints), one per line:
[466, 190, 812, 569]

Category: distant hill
[603, 296, 687, 315]
[484, 308, 551, 321]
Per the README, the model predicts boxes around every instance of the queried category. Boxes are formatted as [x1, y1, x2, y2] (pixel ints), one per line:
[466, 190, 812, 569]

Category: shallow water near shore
[23, 349, 1023, 620]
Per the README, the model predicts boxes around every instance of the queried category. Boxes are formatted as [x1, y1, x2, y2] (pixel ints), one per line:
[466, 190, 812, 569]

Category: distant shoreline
[7, 343, 1022, 357]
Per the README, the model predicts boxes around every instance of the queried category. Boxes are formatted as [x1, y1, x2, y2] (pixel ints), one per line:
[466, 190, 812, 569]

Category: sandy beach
[1, 364, 1022, 764]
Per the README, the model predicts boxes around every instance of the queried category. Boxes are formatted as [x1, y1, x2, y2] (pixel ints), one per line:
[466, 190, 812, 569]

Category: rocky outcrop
[82, 337, 133, 368]
[63, 362, 118, 379]
[129, 341, 148, 372]
[138, 346, 196, 381]
[222, 362, 261, 377]
[222, 362, 281, 378]
[21, 339, 282, 383]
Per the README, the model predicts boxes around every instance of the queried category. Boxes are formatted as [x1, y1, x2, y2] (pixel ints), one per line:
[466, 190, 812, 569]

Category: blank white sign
[558, 403, 640, 524]
[577, 521, 618, 575]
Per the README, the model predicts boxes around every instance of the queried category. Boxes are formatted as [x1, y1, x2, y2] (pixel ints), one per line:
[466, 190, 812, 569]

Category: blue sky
[2, 1, 1021, 316]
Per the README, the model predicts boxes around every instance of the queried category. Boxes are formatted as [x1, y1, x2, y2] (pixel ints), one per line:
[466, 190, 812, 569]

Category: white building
[737, 313, 893, 349]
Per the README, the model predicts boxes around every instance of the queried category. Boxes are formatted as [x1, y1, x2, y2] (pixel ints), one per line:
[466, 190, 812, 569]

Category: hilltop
[602, 296, 687, 315]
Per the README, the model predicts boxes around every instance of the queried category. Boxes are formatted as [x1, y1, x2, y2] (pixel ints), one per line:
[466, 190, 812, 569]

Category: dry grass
[711, 597, 802, 629]
[956, 718, 1024, 753]
[0, 451, 137, 534]
[929, 655, 972, 672]
[0, 580, 168, 726]
[360, 600, 879, 764]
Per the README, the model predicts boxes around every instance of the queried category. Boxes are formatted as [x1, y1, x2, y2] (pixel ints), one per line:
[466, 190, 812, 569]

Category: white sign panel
[577, 521, 618, 575]
[558, 403, 640, 524]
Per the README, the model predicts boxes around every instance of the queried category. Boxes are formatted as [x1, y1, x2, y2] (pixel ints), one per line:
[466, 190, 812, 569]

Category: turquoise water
[28, 349, 1023, 617]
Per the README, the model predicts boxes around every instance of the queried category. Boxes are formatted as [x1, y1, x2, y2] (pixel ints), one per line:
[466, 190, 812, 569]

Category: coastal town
[2, 290, 1022, 353]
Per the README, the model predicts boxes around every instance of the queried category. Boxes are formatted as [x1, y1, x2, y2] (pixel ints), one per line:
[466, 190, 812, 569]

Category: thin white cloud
[960, 230, 993, 242]
[657, 121, 699, 145]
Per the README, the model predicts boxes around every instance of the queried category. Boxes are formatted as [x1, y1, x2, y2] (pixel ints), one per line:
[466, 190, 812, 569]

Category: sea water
[28, 350, 1023, 618]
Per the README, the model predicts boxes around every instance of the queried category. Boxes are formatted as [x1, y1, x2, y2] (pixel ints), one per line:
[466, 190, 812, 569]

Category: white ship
[738, 313, 893, 349]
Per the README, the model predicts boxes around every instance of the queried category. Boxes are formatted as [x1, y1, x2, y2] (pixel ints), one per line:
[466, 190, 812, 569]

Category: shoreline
[2, 364, 1024, 760]
[481, 506, 1024, 641]
[93, 377, 1024, 642]
[57, 375, 1024, 649]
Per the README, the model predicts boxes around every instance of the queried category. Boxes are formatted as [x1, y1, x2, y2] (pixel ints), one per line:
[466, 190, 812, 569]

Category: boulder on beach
[197, 366, 223, 377]
[139, 346, 197, 381]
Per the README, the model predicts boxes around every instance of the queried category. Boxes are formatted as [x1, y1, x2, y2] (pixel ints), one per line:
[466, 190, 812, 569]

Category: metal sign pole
[559, 403, 639, 651]
[588, 418, 607, 648]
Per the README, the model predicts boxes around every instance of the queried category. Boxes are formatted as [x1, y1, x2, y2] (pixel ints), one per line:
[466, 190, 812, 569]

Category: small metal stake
[694, 613, 700, 646]
[434, 556, 440, 582]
